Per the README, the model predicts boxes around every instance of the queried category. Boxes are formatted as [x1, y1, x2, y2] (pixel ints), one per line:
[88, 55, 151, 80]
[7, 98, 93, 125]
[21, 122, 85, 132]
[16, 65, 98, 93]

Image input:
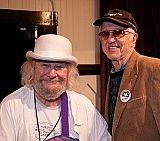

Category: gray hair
[20, 60, 79, 90]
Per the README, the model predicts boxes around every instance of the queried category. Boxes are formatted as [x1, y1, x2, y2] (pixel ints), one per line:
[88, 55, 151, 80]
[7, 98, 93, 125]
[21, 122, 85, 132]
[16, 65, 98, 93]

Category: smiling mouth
[108, 46, 120, 49]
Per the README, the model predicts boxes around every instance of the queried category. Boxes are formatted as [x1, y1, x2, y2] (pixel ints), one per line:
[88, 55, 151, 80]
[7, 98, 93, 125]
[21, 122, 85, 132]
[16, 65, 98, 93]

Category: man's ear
[133, 33, 138, 44]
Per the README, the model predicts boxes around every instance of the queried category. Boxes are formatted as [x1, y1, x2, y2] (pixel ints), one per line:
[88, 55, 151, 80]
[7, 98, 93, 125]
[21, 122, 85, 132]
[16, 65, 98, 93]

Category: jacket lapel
[112, 51, 140, 135]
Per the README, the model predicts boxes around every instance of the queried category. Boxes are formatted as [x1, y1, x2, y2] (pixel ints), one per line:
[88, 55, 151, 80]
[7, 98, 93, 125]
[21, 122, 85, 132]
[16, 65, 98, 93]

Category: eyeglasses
[98, 29, 133, 41]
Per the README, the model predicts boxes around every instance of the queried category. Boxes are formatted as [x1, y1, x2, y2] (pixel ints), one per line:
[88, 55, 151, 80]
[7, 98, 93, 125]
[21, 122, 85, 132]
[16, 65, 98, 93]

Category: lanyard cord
[34, 93, 41, 141]
[43, 112, 61, 141]
[34, 93, 61, 141]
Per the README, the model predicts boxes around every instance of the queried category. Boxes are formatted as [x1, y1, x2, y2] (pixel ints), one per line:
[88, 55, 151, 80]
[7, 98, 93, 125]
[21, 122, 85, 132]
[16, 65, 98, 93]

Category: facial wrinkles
[100, 23, 134, 62]
[39, 72, 65, 84]
[118, 34, 134, 62]
[33, 63, 68, 100]
[101, 33, 124, 61]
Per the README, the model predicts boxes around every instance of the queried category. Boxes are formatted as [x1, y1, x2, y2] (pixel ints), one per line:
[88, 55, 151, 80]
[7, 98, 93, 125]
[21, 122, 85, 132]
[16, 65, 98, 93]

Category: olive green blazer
[105, 50, 160, 141]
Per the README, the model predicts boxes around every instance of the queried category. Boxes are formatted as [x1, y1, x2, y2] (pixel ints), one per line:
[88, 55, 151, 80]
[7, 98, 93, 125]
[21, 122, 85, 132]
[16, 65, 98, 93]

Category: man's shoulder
[139, 54, 160, 67]
[1, 86, 33, 104]
[67, 90, 92, 102]
[66, 90, 95, 108]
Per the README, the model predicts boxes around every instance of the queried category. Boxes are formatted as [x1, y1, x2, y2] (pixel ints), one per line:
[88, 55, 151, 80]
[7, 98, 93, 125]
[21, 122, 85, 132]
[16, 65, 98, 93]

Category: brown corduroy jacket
[105, 50, 160, 141]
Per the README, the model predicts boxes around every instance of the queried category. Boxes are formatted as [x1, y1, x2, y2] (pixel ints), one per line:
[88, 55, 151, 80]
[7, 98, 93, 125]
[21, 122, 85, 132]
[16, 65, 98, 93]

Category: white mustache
[40, 75, 64, 82]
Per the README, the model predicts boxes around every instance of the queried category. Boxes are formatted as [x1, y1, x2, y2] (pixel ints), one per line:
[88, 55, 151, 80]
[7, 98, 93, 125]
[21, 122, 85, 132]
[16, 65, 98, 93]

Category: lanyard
[34, 91, 69, 141]
[61, 92, 69, 137]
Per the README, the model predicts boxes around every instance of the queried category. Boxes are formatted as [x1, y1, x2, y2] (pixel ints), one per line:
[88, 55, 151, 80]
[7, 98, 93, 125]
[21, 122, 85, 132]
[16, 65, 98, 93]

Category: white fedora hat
[26, 34, 78, 66]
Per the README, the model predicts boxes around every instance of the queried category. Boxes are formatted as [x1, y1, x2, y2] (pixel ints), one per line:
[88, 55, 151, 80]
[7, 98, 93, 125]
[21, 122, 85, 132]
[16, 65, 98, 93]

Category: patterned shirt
[108, 64, 126, 135]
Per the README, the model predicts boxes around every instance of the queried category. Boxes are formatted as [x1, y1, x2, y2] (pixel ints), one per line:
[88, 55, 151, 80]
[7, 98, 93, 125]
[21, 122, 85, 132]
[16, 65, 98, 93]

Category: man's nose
[48, 68, 57, 77]
[107, 33, 116, 43]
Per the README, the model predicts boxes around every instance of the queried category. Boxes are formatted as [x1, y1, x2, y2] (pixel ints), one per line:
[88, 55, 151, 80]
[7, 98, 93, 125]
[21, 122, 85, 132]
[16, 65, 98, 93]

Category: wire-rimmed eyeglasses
[98, 29, 134, 41]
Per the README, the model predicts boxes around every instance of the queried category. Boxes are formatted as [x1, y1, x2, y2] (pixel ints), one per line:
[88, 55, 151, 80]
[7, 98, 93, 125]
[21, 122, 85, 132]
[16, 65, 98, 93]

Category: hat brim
[26, 51, 78, 67]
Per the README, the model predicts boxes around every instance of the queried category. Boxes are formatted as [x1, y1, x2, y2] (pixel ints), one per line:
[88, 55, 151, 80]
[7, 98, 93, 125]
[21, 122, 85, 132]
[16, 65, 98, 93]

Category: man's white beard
[34, 81, 67, 100]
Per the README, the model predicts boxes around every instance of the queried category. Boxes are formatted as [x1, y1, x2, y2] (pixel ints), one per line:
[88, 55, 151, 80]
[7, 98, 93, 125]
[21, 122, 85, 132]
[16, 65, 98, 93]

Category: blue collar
[110, 63, 126, 73]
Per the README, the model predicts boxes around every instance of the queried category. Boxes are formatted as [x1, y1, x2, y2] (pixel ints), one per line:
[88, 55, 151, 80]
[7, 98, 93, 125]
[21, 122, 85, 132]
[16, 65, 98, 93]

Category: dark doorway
[0, 25, 35, 101]
[0, 9, 57, 102]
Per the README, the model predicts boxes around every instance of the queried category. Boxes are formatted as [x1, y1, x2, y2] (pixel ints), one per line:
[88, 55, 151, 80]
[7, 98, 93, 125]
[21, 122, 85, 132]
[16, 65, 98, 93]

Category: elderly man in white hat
[0, 34, 111, 141]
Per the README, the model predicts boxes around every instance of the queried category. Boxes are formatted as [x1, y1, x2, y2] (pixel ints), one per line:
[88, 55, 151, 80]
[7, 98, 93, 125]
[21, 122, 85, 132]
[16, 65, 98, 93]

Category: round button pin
[120, 90, 131, 102]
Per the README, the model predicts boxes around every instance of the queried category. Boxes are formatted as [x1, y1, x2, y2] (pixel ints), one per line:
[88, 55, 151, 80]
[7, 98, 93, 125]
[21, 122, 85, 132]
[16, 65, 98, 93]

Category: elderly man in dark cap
[0, 34, 111, 141]
[93, 9, 160, 141]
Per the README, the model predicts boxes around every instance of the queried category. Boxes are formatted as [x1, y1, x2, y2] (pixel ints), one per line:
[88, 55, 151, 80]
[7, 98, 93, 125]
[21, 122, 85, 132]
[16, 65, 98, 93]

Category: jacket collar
[112, 50, 140, 135]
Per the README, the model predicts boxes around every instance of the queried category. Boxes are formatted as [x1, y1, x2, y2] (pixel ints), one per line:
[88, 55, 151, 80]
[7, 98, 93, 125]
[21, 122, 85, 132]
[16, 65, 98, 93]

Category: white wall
[0, 0, 101, 110]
